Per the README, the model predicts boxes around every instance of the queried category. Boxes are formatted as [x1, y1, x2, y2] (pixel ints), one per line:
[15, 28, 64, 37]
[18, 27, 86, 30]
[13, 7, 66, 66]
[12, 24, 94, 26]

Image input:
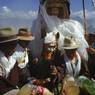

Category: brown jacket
[0, 62, 31, 94]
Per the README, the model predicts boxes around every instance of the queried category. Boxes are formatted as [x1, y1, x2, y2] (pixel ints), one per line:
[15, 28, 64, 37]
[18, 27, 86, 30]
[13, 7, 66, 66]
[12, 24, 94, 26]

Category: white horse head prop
[57, 20, 89, 61]
[44, 31, 59, 44]
[43, 32, 60, 60]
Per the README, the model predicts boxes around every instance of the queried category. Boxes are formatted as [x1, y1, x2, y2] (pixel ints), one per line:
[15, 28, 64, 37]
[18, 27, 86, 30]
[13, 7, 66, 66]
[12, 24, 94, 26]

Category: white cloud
[0, 6, 12, 17]
[71, 10, 95, 33]
[0, 6, 38, 19]
[0, 6, 95, 32]
[71, 10, 95, 19]
[2, 6, 11, 13]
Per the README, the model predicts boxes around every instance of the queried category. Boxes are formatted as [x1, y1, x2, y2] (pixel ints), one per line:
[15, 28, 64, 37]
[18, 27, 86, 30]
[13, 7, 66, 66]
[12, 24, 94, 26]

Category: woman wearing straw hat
[14, 28, 35, 69]
[13, 28, 36, 85]
[60, 36, 89, 78]
[0, 28, 19, 95]
[59, 36, 90, 95]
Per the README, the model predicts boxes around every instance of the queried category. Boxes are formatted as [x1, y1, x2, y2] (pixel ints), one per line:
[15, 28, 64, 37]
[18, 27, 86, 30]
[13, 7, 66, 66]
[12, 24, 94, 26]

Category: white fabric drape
[64, 52, 81, 77]
[30, 2, 89, 61]
[40, 4, 89, 61]
[0, 51, 16, 78]
[13, 44, 28, 68]
[29, 13, 44, 58]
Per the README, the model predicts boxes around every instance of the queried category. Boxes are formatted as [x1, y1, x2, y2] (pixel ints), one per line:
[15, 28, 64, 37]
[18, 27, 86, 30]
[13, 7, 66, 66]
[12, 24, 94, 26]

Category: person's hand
[46, 78, 51, 82]
[87, 48, 95, 55]
[84, 71, 90, 78]
[91, 78, 95, 83]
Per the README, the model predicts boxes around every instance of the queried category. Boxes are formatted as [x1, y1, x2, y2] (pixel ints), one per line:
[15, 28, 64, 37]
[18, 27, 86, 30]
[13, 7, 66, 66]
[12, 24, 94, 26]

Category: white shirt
[64, 52, 81, 77]
[0, 51, 16, 78]
[13, 44, 29, 69]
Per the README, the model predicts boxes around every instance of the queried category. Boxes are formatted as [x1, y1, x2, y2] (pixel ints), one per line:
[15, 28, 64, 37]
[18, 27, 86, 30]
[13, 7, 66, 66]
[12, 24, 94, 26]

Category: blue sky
[0, 0, 95, 31]
[0, 0, 39, 11]
[0, 0, 93, 12]
[71, 0, 93, 12]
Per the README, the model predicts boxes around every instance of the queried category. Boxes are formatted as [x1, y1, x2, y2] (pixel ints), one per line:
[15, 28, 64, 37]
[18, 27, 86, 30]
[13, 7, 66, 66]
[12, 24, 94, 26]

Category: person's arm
[80, 59, 90, 78]
[0, 64, 18, 94]
[87, 47, 95, 55]
[0, 64, 5, 77]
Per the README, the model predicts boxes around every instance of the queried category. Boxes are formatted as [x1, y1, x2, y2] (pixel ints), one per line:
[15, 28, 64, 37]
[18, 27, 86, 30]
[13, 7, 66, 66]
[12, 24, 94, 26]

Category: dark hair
[18, 28, 28, 32]
[0, 40, 17, 54]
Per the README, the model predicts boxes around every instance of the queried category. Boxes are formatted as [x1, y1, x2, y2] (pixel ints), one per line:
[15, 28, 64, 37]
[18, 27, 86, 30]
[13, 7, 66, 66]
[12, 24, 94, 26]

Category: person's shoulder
[0, 64, 3, 76]
[27, 48, 31, 52]
[0, 64, 6, 77]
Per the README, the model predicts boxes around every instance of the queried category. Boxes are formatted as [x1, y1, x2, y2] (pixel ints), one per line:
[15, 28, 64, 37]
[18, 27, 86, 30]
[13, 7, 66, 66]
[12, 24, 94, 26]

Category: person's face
[45, 1, 70, 19]
[19, 40, 30, 48]
[0, 40, 17, 56]
[88, 35, 95, 46]
[65, 49, 77, 60]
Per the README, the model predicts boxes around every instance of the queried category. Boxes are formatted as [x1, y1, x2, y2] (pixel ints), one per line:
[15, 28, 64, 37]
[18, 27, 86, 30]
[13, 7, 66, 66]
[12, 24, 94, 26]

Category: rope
[91, 0, 95, 10]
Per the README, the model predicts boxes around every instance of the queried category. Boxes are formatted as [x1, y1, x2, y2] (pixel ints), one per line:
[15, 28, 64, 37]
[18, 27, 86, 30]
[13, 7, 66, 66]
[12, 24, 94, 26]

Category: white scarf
[13, 44, 29, 68]
[0, 51, 16, 78]
[64, 52, 81, 77]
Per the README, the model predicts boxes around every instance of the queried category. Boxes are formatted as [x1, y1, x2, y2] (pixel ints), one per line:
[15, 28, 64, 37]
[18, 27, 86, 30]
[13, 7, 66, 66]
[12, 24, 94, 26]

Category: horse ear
[56, 32, 60, 39]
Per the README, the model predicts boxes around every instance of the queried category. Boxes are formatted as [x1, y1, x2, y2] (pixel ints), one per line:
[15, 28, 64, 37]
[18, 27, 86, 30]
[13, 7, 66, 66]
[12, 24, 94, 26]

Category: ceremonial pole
[82, 0, 88, 38]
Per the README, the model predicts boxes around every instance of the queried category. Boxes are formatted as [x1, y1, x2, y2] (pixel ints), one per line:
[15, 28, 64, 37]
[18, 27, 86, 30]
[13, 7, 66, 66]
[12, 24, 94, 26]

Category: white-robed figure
[29, 0, 70, 59]
[30, 0, 88, 61]
[40, 2, 89, 61]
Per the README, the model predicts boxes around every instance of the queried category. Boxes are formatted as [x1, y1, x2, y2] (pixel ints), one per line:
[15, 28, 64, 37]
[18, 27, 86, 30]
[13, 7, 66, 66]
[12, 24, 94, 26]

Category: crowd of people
[0, 0, 95, 95]
[0, 26, 95, 95]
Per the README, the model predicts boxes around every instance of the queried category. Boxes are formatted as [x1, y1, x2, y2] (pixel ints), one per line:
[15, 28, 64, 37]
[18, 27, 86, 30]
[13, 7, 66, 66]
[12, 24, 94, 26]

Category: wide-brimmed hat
[17, 28, 35, 41]
[63, 37, 81, 49]
[0, 28, 18, 44]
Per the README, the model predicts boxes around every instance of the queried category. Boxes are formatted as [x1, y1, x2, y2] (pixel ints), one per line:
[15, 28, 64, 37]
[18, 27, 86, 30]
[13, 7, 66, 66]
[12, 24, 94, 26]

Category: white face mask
[47, 42, 57, 52]
[47, 46, 56, 52]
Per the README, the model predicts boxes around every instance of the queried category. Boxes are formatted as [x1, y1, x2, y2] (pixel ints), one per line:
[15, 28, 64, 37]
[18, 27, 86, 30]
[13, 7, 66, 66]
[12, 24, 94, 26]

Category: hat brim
[0, 37, 18, 44]
[63, 45, 81, 49]
[18, 36, 35, 41]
